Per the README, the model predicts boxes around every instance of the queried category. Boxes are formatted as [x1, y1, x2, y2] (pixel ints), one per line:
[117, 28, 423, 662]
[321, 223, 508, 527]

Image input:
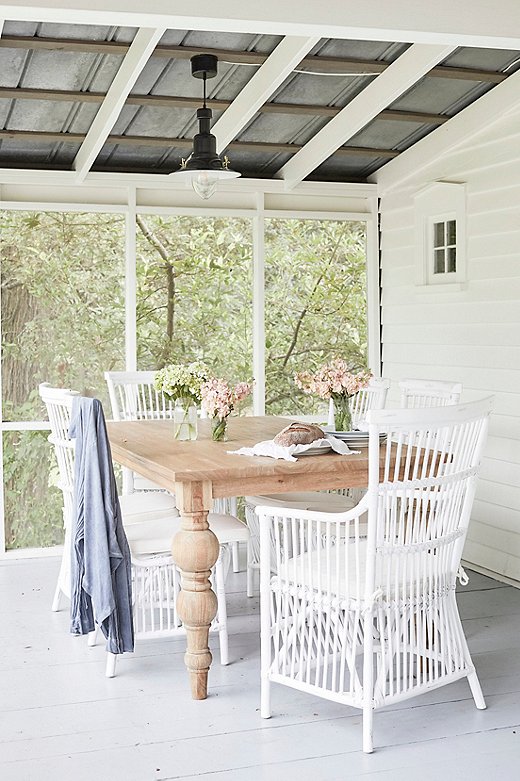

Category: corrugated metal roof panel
[0, 25, 517, 181]
[0, 136, 80, 163]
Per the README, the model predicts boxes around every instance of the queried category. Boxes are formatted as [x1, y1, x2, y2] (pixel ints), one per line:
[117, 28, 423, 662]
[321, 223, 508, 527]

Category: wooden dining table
[107, 415, 372, 700]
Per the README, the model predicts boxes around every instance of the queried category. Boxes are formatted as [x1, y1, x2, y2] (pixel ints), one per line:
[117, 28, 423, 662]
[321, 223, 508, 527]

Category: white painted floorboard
[1, 553, 519, 780]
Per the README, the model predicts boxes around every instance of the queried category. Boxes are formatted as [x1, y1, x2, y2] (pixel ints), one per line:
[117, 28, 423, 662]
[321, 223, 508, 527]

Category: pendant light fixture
[170, 54, 240, 199]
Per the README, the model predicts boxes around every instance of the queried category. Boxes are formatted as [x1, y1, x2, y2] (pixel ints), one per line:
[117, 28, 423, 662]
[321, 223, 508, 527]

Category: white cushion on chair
[124, 515, 181, 556]
[246, 492, 357, 513]
[286, 540, 436, 602]
[209, 513, 250, 544]
[125, 512, 249, 556]
[119, 492, 179, 525]
[283, 540, 369, 601]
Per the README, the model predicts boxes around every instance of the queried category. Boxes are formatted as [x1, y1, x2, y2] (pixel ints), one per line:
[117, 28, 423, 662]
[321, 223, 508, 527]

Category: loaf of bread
[273, 421, 324, 447]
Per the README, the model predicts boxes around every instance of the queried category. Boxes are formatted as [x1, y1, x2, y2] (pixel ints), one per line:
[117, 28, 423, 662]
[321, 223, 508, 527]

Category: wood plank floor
[1, 553, 520, 780]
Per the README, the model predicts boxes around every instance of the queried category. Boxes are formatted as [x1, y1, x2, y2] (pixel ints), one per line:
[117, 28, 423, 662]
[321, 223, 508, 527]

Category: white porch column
[252, 192, 265, 415]
[125, 187, 137, 371]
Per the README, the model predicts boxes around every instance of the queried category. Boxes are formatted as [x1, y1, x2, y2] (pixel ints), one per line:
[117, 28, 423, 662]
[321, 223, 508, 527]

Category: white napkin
[228, 433, 359, 462]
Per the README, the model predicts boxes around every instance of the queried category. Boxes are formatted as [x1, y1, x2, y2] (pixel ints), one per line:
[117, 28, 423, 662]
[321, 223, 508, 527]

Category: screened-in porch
[1, 3, 519, 778]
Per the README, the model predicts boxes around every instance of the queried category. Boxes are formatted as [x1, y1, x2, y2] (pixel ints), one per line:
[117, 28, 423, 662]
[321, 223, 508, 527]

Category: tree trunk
[136, 215, 176, 367]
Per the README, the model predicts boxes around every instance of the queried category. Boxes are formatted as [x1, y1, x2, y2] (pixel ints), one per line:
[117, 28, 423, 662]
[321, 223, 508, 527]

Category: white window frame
[414, 181, 466, 290]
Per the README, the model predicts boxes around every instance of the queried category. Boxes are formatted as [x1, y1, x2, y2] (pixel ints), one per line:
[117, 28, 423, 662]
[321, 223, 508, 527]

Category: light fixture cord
[203, 71, 207, 108]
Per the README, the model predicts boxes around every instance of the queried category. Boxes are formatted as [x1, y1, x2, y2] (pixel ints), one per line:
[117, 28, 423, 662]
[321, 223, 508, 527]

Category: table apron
[211, 469, 368, 498]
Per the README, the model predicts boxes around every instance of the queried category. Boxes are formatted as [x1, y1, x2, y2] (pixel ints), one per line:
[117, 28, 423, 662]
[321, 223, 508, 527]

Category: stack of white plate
[294, 442, 332, 457]
[329, 431, 386, 448]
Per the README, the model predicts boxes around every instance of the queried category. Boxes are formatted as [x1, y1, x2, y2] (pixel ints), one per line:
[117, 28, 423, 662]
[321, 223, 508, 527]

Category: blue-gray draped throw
[69, 396, 134, 653]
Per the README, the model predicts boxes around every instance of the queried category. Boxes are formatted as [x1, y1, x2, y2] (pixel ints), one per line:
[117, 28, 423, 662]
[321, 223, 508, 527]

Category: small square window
[431, 219, 456, 277]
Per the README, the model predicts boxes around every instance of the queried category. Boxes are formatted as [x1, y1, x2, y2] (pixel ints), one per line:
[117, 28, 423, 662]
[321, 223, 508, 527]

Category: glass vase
[333, 395, 352, 432]
[211, 415, 228, 442]
[173, 398, 198, 441]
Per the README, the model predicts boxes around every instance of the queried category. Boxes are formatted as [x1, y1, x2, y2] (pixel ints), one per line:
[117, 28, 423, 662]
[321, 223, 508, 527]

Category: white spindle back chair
[349, 377, 391, 427]
[39, 383, 79, 611]
[258, 396, 492, 753]
[399, 378, 462, 409]
[105, 370, 177, 422]
[105, 370, 243, 572]
[40, 383, 234, 676]
[105, 371, 176, 495]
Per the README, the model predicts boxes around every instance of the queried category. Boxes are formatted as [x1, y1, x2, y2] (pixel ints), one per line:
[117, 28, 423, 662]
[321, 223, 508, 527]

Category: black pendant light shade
[171, 54, 240, 199]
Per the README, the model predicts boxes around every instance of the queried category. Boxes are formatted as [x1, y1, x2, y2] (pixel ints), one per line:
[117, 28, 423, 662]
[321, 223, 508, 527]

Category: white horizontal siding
[472, 499, 520, 535]
[382, 300, 520, 324]
[383, 344, 520, 371]
[379, 110, 520, 584]
[382, 282, 520, 307]
[383, 323, 520, 347]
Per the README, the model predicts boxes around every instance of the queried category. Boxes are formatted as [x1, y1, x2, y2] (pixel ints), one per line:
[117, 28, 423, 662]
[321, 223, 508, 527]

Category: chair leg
[246, 541, 254, 598]
[467, 670, 486, 710]
[362, 610, 375, 754]
[259, 534, 271, 718]
[231, 541, 240, 573]
[215, 550, 229, 666]
[87, 628, 98, 647]
[458, 602, 486, 710]
[261, 676, 271, 719]
[51, 582, 63, 612]
[362, 706, 374, 754]
[52, 526, 72, 612]
[106, 653, 117, 678]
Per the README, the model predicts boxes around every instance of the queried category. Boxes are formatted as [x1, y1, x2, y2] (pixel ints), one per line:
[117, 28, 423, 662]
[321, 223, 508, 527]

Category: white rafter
[276, 44, 455, 189]
[73, 27, 165, 182]
[212, 36, 319, 154]
[1, 2, 520, 48]
[373, 65, 520, 193]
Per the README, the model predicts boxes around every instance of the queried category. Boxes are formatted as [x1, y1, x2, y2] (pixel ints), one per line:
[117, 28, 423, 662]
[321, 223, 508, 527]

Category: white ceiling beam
[372, 66, 520, 194]
[2, 1, 520, 48]
[73, 27, 165, 182]
[277, 44, 455, 189]
[0, 166, 378, 198]
[212, 35, 319, 154]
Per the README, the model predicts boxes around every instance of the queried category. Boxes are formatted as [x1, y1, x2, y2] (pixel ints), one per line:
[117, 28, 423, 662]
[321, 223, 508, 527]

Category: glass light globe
[192, 171, 220, 200]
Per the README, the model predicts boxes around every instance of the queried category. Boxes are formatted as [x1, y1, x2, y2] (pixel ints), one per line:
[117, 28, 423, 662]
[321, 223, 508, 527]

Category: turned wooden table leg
[172, 480, 219, 700]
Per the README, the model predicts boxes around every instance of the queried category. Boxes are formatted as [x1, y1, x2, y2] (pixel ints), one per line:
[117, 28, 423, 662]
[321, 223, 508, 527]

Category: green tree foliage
[2, 429, 63, 549]
[1, 211, 125, 420]
[1, 211, 125, 548]
[136, 215, 252, 381]
[265, 219, 368, 415]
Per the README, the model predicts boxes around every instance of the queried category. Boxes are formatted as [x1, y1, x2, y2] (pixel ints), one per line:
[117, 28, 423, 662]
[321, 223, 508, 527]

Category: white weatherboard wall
[377, 109, 520, 584]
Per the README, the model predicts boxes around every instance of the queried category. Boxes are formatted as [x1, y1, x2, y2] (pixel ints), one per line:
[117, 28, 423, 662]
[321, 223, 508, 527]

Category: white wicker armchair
[258, 397, 492, 753]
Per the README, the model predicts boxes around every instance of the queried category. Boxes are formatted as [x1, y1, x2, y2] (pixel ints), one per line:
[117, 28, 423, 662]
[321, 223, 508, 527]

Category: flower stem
[333, 395, 352, 432]
[211, 416, 228, 442]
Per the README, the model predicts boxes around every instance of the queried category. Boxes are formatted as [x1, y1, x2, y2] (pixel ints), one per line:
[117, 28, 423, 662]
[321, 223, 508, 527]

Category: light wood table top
[107, 415, 371, 498]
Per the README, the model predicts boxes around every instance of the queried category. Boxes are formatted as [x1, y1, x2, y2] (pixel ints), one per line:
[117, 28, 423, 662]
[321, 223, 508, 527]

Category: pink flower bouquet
[295, 359, 371, 431]
[201, 378, 252, 441]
